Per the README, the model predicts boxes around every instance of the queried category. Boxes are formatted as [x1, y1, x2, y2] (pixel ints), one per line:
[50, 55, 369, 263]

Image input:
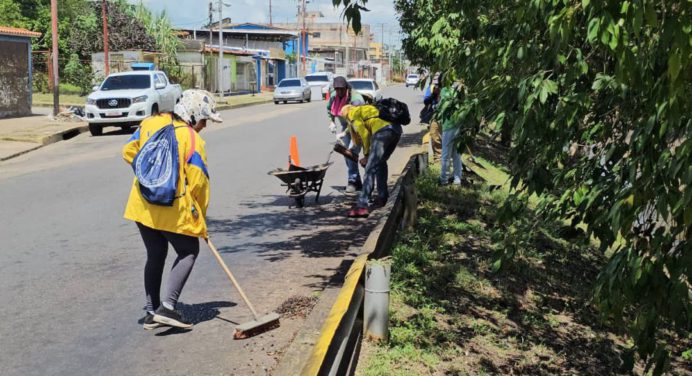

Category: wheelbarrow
[268, 159, 333, 208]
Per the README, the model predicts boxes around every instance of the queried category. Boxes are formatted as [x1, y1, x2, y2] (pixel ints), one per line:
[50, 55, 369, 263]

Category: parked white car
[274, 78, 312, 104]
[304, 72, 334, 100]
[405, 73, 420, 87]
[348, 79, 383, 103]
[85, 70, 182, 136]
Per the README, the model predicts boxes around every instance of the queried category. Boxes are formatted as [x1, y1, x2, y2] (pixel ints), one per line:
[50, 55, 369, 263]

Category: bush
[32, 72, 49, 94]
[63, 53, 94, 96]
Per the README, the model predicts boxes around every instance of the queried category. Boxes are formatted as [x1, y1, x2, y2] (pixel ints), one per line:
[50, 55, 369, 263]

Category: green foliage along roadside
[359, 167, 690, 375]
[3, 0, 181, 87]
[332, 0, 690, 374]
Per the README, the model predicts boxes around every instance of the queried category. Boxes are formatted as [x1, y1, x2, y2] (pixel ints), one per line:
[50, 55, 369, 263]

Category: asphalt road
[0, 85, 425, 376]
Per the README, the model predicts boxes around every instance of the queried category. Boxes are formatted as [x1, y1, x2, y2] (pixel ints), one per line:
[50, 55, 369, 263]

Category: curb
[0, 144, 45, 162]
[273, 151, 428, 376]
[33, 99, 275, 111]
[0, 124, 88, 162]
[3, 98, 274, 162]
[216, 98, 274, 111]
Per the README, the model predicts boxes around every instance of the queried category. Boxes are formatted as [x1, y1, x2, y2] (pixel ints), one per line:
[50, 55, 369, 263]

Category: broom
[205, 238, 281, 339]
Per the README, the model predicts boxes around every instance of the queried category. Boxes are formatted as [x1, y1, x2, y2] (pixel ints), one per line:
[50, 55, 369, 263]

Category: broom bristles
[233, 312, 281, 339]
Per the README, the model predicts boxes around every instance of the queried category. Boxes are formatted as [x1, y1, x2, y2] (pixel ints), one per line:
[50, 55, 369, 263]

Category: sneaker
[345, 180, 363, 194]
[345, 183, 358, 194]
[347, 207, 370, 218]
[370, 197, 387, 209]
[143, 313, 165, 330]
[153, 306, 193, 329]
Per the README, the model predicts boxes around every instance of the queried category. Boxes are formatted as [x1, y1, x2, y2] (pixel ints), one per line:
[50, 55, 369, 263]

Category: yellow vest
[122, 114, 210, 238]
[345, 105, 391, 155]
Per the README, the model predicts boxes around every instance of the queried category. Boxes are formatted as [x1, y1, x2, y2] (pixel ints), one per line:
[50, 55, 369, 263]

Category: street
[0, 85, 424, 376]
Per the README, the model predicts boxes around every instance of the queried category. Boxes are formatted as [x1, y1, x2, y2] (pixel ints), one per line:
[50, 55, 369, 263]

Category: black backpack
[419, 102, 434, 124]
[374, 98, 411, 126]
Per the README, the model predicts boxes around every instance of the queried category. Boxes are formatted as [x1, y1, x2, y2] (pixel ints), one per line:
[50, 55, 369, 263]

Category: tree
[332, 0, 690, 374]
[133, 4, 181, 76]
[63, 53, 93, 95]
[0, 0, 28, 28]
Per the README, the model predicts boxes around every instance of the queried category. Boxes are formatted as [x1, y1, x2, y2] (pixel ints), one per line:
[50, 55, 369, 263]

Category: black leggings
[136, 223, 199, 313]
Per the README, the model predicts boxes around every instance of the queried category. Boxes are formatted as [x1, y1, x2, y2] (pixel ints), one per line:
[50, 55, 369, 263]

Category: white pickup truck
[84, 70, 182, 136]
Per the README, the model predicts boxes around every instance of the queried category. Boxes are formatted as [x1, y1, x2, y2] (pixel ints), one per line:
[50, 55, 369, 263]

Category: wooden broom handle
[205, 238, 260, 320]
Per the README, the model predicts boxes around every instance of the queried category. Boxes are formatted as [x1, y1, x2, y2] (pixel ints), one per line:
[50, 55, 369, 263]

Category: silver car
[348, 79, 383, 103]
[274, 78, 312, 104]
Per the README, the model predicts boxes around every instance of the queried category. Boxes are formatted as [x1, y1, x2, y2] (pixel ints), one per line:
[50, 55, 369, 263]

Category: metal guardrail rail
[299, 152, 428, 376]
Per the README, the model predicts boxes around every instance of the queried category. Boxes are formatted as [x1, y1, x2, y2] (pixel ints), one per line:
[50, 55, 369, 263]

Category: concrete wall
[91, 51, 159, 80]
[0, 37, 31, 119]
[273, 22, 371, 50]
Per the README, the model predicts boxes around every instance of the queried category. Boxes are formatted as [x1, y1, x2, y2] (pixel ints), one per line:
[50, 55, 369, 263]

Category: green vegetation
[358, 164, 690, 375]
[335, 1, 690, 373]
[3, 0, 182, 92]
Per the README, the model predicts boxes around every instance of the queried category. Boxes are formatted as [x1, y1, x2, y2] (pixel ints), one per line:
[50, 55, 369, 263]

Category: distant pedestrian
[423, 84, 442, 162]
[438, 87, 463, 185]
[122, 90, 222, 330]
[326, 76, 365, 194]
[340, 104, 402, 218]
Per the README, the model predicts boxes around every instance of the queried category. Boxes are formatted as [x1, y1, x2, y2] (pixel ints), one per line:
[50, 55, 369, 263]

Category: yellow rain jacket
[122, 113, 210, 238]
[344, 105, 391, 156]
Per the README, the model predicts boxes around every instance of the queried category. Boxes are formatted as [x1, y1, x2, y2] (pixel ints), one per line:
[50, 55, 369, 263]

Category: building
[369, 42, 383, 63]
[0, 26, 41, 118]
[177, 23, 300, 93]
[274, 12, 373, 78]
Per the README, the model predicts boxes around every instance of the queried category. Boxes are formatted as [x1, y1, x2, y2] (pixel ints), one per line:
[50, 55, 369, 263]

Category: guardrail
[299, 152, 428, 376]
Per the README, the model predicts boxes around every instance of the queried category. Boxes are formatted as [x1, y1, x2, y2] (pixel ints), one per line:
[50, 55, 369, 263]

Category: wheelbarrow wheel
[290, 177, 305, 208]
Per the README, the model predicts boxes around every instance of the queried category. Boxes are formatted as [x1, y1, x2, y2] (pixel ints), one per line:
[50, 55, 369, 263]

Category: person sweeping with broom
[122, 90, 222, 330]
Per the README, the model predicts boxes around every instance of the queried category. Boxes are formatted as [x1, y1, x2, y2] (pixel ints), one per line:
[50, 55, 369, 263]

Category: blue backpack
[132, 124, 195, 206]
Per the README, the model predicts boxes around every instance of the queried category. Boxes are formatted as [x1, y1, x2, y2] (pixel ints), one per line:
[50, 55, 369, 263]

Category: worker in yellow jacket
[122, 90, 222, 330]
[340, 104, 402, 217]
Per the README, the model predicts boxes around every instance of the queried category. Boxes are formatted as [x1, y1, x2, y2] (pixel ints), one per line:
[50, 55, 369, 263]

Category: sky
[130, 0, 403, 45]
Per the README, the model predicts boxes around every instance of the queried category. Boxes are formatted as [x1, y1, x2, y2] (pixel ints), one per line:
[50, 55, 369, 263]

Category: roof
[204, 46, 254, 56]
[0, 26, 41, 38]
[228, 23, 295, 32]
[177, 27, 298, 40]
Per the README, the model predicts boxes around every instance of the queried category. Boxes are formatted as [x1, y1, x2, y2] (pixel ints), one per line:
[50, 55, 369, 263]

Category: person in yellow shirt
[340, 104, 402, 217]
[122, 90, 222, 330]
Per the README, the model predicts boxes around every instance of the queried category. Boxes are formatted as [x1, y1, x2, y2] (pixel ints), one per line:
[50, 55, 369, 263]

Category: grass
[33, 93, 86, 107]
[356, 157, 691, 375]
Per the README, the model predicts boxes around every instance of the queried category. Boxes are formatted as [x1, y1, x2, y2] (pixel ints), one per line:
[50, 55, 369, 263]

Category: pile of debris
[276, 295, 319, 319]
[47, 106, 85, 122]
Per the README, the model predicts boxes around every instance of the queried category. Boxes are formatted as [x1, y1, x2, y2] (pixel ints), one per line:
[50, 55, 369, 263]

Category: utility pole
[300, 0, 307, 76]
[269, 0, 272, 26]
[50, 0, 59, 116]
[388, 30, 393, 83]
[381, 24, 386, 81]
[218, 0, 223, 95]
[102, 0, 109, 77]
[213, 0, 230, 95]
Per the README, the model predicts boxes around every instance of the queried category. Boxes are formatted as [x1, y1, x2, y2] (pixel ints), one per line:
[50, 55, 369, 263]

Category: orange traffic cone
[289, 135, 301, 167]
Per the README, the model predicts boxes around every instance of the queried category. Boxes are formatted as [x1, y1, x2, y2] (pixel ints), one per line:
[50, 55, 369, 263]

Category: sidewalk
[0, 114, 87, 161]
[0, 92, 275, 162]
